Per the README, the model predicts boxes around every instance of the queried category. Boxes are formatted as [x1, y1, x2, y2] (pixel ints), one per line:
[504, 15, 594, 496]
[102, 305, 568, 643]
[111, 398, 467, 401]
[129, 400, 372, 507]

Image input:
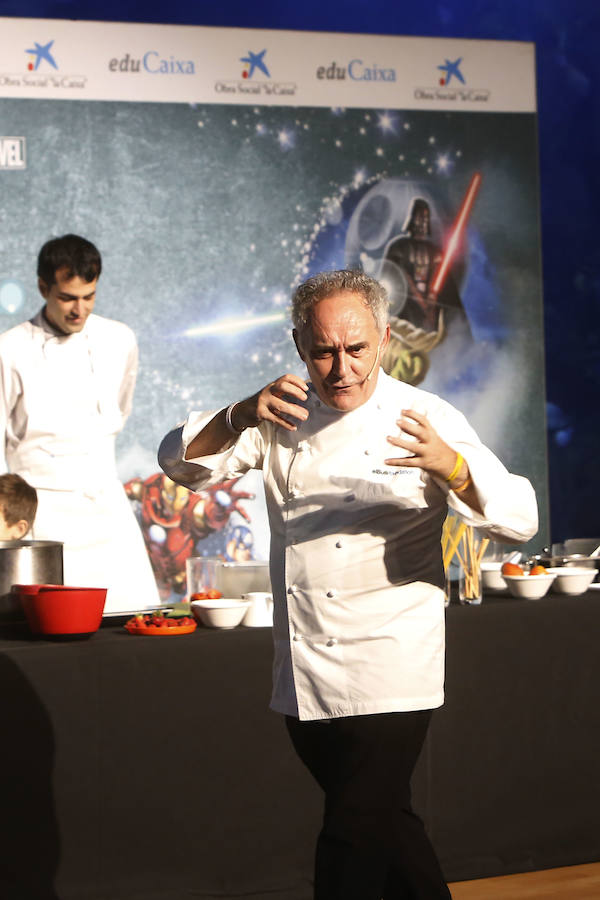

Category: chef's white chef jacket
[159, 371, 538, 720]
[0, 310, 159, 613]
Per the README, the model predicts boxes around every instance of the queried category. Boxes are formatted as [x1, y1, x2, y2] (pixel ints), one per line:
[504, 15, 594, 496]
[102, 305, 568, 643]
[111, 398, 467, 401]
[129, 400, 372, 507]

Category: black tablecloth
[1, 590, 599, 899]
[416, 591, 600, 881]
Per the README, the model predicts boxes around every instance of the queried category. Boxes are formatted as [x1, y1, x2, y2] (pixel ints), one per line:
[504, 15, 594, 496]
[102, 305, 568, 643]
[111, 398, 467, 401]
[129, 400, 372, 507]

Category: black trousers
[286, 710, 451, 900]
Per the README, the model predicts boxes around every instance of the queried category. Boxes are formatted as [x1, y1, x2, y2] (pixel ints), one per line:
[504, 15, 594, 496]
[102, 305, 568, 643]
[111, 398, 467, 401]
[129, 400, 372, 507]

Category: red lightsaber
[430, 172, 482, 297]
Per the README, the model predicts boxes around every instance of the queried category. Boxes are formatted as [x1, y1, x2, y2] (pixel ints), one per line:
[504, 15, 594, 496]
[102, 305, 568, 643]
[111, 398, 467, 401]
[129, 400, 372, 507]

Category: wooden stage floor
[449, 862, 600, 899]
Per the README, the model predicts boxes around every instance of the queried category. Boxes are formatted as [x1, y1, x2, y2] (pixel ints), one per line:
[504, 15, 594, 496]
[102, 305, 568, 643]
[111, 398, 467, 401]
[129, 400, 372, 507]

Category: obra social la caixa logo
[26, 39, 58, 71]
[414, 57, 490, 103]
[0, 38, 86, 89]
[108, 50, 195, 74]
[214, 49, 297, 97]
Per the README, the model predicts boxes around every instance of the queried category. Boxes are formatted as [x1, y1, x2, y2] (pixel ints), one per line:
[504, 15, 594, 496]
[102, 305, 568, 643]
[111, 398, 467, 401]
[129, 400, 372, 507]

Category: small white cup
[241, 591, 274, 627]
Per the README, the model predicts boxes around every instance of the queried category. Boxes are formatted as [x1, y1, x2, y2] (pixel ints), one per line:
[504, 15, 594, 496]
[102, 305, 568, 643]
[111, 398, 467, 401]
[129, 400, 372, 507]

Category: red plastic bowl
[15, 584, 107, 636]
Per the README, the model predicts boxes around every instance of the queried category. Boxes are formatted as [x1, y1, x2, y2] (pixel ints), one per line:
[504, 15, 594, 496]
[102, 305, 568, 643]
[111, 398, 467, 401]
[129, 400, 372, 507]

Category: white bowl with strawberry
[500, 561, 556, 599]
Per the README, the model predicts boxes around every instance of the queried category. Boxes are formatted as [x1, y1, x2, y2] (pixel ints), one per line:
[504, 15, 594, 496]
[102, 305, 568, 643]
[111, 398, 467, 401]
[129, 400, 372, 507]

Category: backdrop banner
[0, 18, 547, 600]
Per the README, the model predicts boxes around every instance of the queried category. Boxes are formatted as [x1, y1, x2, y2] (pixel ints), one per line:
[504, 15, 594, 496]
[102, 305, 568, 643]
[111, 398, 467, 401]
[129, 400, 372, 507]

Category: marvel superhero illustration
[125, 473, 255, 600]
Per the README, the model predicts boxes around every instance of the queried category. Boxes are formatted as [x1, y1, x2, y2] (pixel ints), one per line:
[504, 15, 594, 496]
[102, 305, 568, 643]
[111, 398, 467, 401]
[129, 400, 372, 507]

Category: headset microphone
[365, 343, 382, 382]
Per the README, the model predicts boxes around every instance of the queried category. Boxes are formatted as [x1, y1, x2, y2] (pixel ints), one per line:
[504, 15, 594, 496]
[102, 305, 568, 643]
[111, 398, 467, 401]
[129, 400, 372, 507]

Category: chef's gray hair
[291, 270, 389, 337]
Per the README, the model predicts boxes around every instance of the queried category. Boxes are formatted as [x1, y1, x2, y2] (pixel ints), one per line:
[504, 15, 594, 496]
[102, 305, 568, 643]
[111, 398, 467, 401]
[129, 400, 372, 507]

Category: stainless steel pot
[0, 540, 64, 622]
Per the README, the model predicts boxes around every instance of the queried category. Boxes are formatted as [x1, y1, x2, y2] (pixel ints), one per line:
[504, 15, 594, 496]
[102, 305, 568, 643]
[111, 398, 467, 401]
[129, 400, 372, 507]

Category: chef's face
[38, 266, 97, 335]
[294, 291, 389, 412]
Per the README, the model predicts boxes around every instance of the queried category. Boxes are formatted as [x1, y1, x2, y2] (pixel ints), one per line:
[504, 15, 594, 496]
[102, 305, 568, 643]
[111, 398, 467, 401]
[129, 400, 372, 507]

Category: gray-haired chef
[159, 270, 538, 900]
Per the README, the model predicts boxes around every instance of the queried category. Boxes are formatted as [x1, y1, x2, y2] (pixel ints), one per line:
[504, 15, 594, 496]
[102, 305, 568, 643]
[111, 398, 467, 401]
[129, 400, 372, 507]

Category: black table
[1, 590, 599, 899]
[416, 589, 600, 881]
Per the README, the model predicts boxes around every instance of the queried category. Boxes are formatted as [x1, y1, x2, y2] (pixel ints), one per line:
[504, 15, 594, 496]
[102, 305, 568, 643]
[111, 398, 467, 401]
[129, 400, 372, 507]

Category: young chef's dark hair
[292, 269, 390, 337]
[0, 474, 38, 529]
[37, 234, 102, 286]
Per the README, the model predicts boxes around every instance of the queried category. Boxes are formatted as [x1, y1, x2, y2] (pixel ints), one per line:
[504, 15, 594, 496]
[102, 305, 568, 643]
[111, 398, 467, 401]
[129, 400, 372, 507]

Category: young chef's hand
[385, 409, 460, 482]
[234, 374, 309, 432]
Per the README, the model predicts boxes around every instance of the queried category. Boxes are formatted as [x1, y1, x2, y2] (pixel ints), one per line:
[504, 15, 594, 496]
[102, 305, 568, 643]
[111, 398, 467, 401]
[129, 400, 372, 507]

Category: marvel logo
[0, 137, 26, 169]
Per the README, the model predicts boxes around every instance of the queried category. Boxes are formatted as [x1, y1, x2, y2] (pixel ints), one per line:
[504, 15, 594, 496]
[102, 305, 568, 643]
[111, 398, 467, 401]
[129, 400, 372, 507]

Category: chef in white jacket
[159, 270, 538, 900]
[0, 234, 159, 614]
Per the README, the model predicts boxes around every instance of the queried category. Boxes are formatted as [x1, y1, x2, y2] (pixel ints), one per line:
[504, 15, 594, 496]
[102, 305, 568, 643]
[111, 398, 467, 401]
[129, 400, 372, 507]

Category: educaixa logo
[107, 49, 196, 74]
[315, 58, 397, 83]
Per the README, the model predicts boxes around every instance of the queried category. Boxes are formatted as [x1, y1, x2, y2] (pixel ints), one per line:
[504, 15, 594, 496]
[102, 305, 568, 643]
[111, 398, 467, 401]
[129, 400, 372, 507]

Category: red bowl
[15, 584, 107, 636]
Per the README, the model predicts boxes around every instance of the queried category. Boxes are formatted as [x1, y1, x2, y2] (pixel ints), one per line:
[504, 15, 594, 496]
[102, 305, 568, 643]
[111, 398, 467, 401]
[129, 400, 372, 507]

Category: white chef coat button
[293, 633, 303, 642]
[364, 449, 371, 455]
[326, 638, 337, 647]
[335, 540, 343, 549]
[326, 589, 337, 599]
[287, 584, 297, 594]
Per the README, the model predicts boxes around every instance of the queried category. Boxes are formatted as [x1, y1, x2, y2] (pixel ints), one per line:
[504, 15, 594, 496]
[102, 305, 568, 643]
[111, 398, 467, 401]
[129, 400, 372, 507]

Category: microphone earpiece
[366, 343, 382, 382]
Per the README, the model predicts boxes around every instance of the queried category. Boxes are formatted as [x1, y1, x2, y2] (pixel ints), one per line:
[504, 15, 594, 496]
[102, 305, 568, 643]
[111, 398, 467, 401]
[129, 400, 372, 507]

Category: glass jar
[459, 562, 482, 605]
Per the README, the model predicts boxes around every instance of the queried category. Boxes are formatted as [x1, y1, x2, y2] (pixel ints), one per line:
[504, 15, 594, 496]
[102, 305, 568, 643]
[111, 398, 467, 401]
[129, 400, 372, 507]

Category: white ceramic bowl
[502, 573, 555, 600]
[191, 598, 250, 629]
[545, 567, 597, 595]
[480, 562, 507, 591]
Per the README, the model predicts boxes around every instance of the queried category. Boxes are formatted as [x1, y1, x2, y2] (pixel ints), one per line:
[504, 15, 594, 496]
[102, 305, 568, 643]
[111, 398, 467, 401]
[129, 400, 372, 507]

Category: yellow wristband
[454, 475, 472, 494]
[446, 452, 463, 483]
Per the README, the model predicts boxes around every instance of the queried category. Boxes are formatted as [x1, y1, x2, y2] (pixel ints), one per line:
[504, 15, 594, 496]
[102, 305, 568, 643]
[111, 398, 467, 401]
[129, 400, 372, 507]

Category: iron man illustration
[125, 472, 254, 599]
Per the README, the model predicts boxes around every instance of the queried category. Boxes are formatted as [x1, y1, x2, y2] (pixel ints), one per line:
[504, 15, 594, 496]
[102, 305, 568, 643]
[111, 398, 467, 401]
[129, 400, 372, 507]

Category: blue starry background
[0, 96, 547, 558]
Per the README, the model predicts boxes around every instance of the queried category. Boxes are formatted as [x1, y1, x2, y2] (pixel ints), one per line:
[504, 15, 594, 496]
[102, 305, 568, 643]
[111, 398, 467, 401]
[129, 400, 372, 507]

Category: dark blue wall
[2, 0, 599, 543]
